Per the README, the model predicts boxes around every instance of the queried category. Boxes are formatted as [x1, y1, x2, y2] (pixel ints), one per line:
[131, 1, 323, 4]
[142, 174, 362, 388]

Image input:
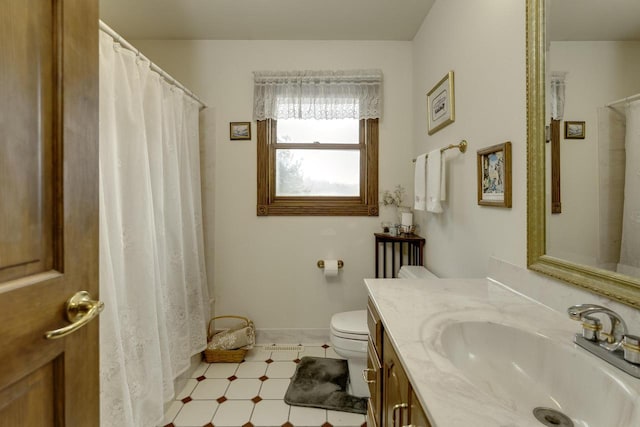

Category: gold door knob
[45, 291, 104, 340]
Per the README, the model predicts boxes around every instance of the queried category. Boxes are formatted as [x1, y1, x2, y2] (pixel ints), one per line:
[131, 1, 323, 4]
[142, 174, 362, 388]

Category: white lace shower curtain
[596, 107, 625, 270]
[619, 99, 640, 275]
[99, 31, 210, 427]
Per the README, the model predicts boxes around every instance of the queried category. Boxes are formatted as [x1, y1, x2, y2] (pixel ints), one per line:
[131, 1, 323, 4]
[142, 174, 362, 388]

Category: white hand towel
[440, 151, 447, 202]
[414, 153, 427, 210]
[426, 149, 443, 213]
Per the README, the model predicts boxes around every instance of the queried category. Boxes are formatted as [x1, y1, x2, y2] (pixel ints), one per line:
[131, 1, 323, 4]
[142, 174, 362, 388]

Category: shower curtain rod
[99, 20, 207, 109]
[606, 92, 640, 108]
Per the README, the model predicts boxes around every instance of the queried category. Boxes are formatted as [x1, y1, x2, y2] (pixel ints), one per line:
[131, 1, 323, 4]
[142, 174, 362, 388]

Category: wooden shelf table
[374, 233, 425, 278]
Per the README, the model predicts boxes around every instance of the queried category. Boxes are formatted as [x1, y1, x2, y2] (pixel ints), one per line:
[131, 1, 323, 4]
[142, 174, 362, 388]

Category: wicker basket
[203, 315, 254, 363]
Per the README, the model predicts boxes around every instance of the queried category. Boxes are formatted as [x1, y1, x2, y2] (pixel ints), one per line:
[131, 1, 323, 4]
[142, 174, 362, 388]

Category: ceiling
[548, 0, 640, 41]
[99, 0, 435, 41]
[100, 0, 640, 43]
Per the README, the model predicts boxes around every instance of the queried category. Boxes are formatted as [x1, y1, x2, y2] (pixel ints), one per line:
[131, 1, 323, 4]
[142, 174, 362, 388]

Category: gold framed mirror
[526, 0, 640, 308]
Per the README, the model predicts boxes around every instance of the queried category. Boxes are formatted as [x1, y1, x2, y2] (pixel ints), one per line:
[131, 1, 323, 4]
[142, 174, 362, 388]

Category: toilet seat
[330, 310, 368, 341]
[331, 327, 368, 341]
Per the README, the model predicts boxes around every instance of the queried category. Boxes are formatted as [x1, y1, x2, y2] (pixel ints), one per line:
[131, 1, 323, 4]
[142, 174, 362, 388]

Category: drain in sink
[533, 407, 574, 427]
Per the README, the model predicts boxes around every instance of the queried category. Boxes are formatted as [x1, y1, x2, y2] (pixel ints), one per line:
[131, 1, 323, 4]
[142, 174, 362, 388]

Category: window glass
[276, 119, 359, 144]
[276, 149, 360, 196]
[256, 118, 378, 216]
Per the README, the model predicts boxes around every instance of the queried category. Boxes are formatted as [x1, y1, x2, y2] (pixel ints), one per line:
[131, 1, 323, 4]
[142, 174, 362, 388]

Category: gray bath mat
[284, 356, 367, 415]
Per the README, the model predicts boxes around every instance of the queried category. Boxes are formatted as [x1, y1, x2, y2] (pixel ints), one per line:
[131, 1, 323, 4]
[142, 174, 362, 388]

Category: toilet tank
[397, 265, 438, 279]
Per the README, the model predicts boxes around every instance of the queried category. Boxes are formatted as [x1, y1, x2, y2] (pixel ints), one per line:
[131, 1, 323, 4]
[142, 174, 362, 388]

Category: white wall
[411, 0, 527, 278]
[133, 2, 640, 334]
[133, 40, 414, 332]
[547, 41, 640, 266]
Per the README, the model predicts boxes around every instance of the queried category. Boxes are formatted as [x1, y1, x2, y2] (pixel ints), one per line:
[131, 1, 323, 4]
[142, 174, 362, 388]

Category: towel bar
[412, 139, 467, 162]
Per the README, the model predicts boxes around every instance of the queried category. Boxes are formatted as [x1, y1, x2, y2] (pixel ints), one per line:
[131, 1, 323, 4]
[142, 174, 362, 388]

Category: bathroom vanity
[365, 277, 640, 427]
[366, 297, 430, 427]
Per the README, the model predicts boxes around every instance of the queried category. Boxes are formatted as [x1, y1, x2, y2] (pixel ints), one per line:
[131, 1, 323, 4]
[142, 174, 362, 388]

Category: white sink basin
[440, 321, 640, 426]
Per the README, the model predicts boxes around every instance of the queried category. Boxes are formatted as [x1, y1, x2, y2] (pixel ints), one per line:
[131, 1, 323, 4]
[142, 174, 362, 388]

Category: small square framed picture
[230, 122, 251, 140]
[564, 121, 585, 139]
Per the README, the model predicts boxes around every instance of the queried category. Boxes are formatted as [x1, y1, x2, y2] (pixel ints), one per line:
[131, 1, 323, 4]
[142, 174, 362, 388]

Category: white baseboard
[255, 328, 330, 345]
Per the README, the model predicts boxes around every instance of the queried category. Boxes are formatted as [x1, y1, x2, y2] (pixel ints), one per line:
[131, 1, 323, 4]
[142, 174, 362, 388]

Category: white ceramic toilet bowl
[328, 268, 436, 398]
[329, 310, 370, 398]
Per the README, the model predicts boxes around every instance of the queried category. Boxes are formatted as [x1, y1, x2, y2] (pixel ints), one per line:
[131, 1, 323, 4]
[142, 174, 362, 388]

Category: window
[257, 118, 378, 216]
[253, 69, 382, 216]
[276, 119, 359, 197]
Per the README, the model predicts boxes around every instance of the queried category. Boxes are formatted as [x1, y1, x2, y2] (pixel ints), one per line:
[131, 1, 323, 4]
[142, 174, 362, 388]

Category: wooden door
[0, 0, 99, 425]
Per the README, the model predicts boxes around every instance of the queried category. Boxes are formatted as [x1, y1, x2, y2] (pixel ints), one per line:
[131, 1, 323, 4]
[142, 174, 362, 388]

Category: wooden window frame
[257, 118, 379, 216]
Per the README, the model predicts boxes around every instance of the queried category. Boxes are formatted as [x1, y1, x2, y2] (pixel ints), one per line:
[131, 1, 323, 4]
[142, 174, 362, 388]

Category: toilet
[329, 265, 437, 398]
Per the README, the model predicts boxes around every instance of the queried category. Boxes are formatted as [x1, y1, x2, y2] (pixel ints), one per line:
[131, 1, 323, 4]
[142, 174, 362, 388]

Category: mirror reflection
[545, 0, 640, 279]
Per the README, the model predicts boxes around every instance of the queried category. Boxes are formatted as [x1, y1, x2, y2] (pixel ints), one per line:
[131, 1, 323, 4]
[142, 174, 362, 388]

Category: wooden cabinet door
[367, 297, 382, 351]
[367, 298, 384, 426]
[366, 339, 382, 427]
[0, 0, 99, 425]
[409, 388, 432, 427]
[383, 334, 410, 427]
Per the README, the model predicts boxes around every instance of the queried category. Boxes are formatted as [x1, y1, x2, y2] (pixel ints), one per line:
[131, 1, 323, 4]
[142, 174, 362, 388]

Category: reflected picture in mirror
[563, 121, 585, 139]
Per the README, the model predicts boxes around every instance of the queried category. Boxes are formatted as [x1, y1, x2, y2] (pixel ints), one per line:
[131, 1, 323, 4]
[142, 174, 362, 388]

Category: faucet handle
[622, 335, 640, 365]
[567, 304, 628, 351]
[580, 315, 602, 342]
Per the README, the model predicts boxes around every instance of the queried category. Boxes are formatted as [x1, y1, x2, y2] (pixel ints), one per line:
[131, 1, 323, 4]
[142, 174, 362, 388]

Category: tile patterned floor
[160, 344, 368, 427]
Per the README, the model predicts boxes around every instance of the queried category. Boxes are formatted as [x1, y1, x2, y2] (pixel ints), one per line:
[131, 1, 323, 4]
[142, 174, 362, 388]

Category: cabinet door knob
[362, 368, 376, 384]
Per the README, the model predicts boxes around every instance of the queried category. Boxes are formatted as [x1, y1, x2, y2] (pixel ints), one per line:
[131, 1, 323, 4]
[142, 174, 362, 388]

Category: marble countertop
[364, 277, 640, 427]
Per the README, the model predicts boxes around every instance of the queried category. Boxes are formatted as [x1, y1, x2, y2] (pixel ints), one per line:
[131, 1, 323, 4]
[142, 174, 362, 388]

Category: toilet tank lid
[330, 310, 368, 335]
[398, 265, 438, 279]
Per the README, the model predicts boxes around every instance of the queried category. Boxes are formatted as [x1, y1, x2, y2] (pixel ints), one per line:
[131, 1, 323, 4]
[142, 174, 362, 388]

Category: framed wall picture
[230, 122, 251, 140]
[477, 141, 512, 208]
[564, 121, 585, 139]
[426, 71, 455, 135]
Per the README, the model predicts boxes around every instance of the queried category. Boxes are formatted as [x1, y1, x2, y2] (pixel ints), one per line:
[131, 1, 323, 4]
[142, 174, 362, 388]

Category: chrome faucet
[567, 303, 628, 350]
[568, 304, 640, 378]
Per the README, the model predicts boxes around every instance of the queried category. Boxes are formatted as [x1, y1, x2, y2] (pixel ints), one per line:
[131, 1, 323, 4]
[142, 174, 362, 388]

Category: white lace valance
[253, 69, 383, 120]
[550, 72, 567, 120]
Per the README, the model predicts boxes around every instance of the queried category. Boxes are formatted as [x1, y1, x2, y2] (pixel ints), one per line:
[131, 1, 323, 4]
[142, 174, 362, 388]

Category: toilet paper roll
[401, 212, 413, 226]
[323, 259, 339, 277]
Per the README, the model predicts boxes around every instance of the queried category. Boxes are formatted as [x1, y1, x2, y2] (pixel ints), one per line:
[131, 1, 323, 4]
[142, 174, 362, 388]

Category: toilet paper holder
[317, 260, 344, 269]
